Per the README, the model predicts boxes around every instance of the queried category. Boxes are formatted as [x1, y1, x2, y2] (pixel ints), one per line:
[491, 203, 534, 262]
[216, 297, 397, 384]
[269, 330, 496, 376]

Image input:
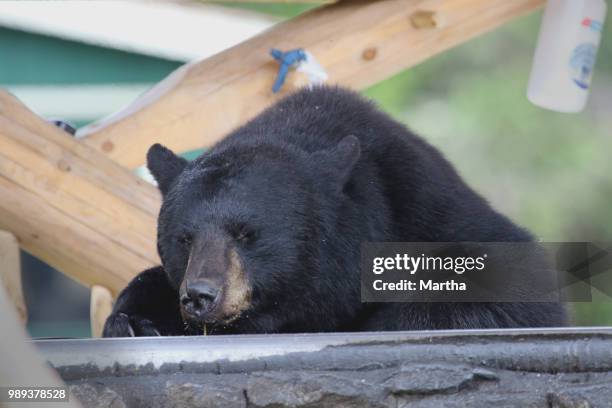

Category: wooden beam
[0, 230, 27, 324]
[79, 0, 544, 169]
[90, 285, 113, 338]
[0, 90, 160, 296]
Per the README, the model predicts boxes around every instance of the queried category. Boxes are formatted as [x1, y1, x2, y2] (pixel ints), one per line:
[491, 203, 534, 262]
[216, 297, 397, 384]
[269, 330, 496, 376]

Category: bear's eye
[228, 223, 256, 244]
[177, 233, 192, 247]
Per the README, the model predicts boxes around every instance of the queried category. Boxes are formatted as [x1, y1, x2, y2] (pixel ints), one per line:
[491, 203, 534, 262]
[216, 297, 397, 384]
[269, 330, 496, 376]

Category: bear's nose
[181, 280, 220, 318]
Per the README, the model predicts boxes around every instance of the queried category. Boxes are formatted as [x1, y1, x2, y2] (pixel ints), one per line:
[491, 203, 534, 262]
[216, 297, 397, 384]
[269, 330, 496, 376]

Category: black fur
[103, 266, 186, 337]
[103, 86, 566, 337]
[147, 143, 188, 196]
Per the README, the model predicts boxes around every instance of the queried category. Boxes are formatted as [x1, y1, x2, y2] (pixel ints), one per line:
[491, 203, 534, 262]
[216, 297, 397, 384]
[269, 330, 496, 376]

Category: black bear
[103, 86, 566, 337]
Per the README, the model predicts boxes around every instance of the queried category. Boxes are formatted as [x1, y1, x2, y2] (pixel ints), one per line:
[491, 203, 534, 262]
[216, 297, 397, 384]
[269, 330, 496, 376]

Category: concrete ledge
[35, 328, 612, 408]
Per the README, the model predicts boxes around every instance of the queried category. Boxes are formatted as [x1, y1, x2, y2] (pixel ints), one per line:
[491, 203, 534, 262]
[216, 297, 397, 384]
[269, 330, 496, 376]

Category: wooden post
[79, 0, 544, 169]
[90, 285, 113, 338]
[0, 90, 160, 296]
[0, 230, 27, 324]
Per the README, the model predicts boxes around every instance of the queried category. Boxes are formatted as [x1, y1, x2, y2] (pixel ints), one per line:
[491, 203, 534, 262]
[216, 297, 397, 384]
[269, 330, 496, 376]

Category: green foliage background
[227, 3, 612, 325]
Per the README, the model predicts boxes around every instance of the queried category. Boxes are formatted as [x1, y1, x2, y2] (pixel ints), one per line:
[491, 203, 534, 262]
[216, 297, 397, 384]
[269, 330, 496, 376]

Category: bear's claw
[103, 312, 162, 337]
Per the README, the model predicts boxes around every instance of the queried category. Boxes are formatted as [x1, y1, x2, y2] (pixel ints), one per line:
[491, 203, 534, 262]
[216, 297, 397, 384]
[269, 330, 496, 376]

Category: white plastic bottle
[527, 0, 607, 113]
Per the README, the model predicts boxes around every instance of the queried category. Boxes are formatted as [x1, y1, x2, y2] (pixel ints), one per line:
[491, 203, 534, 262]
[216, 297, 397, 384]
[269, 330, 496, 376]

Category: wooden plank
[90, 285, 113, 338]
[0, 230, 27, 324]
[79, 0, 544, 168]
[0, 91, 160, 296]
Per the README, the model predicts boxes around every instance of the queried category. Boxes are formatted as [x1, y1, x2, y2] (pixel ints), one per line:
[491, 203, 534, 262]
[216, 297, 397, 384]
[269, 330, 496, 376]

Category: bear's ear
[147, 143, 188, 196]
[312, 135, 361, 189]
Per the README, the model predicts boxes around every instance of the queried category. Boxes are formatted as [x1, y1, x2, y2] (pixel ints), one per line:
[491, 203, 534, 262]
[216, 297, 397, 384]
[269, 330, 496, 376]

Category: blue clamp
[270, 48, 307, 93]
[48, 119, 77, 136]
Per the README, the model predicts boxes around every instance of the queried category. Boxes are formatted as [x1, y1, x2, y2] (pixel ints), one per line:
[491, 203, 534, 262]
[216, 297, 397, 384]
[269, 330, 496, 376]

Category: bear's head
[146, 136, 360, 333]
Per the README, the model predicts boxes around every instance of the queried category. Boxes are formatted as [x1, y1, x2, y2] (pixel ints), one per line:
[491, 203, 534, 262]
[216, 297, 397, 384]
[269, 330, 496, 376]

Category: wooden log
[0, 230, 27, 324]
[0, 90, 160, 296]
[79, 0, 544, 168]
[90, 285, 113, 338]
